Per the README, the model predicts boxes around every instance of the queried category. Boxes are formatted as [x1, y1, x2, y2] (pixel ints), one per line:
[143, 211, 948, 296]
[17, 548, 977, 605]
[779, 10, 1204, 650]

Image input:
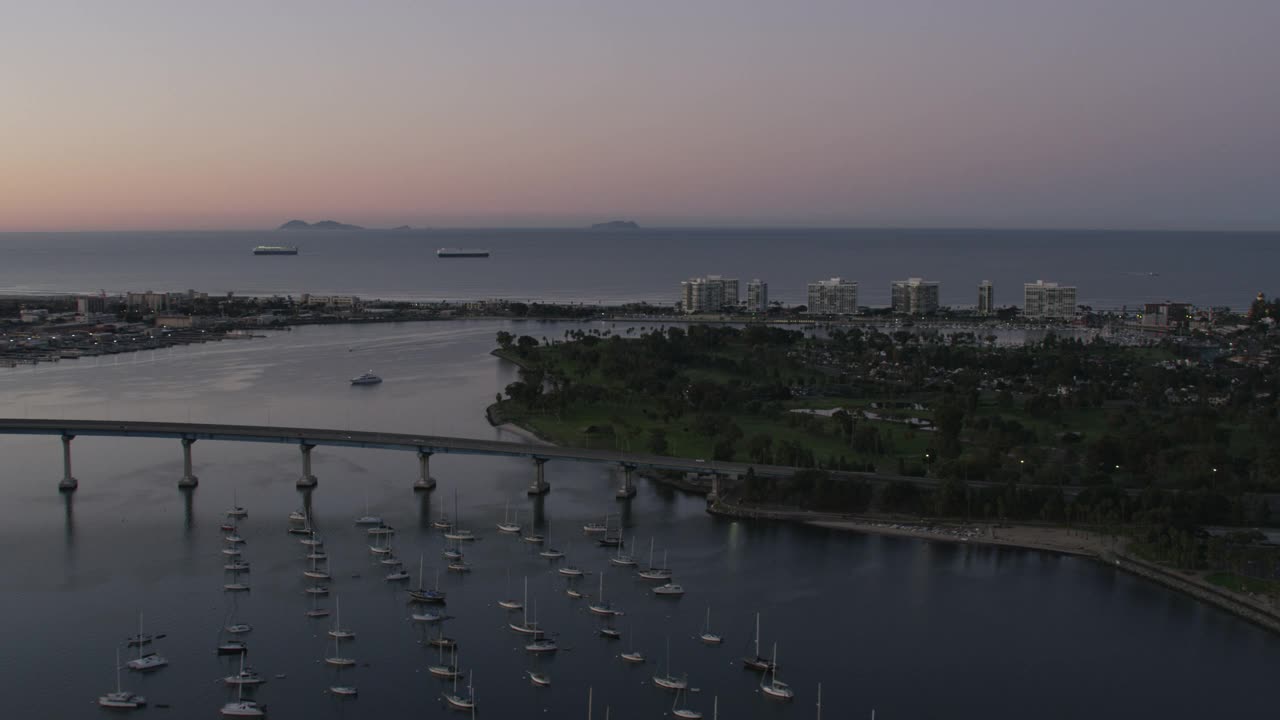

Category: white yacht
[350, 371, 382, 385]
[220, 657, 265, 717]
[496, 503, 521, 534]
[325, 633, 355, 667]
[699, 607, 723, 644]
[652, 582, 684, 596]
[328, 597, 355, 639]
[442, 666, 476, 710]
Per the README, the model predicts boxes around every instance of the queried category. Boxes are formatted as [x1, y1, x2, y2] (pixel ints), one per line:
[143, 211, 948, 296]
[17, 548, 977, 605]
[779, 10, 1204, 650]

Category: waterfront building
[1023, 280, 1077, 319]
[806, 277, 858, 315]
[76, 295, 107, 316]
[978, 281, 994, 315]
[301, 294, 361, 309]
[126, 291, 169, 313]
[679, 275, 739, 313]
[1141, 302, 1192, 329]
[891, 278, 940, 315]
[746, 279, 769, 313]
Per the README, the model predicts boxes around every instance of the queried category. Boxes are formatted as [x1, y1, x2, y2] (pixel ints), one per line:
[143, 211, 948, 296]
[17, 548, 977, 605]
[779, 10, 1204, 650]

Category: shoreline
[486, 347, 1280, 635]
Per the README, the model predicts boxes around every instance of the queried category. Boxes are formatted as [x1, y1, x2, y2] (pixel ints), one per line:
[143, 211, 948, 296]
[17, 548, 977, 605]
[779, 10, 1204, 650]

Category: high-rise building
[891, 278, 940, 315]
[1023, 280, 1077, 319]
[978, 281, 994, 315]
[679, 275, 739, 313]
[806, 277, 858, 315]
[746, 279, 769, 313]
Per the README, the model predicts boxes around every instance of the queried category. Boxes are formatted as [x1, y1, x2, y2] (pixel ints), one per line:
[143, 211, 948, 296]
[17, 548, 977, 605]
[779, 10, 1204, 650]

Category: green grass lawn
[1205, 573, 1280, 595]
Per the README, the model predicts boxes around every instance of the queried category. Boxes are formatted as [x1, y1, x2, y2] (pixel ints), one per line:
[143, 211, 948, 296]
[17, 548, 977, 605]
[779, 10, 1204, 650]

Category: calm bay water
[1, 228, 1277, 309]
[0, 320, 1274, 719]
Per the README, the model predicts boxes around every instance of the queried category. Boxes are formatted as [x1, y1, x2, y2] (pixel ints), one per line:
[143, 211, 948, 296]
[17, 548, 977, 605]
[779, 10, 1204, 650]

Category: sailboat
[699, 606, 723, 644]
[582, 515, 607, 534]
[742, 613, 775, 671]
[587, 572, 622, 616]
[329, 597, 354, 639]
[496, 502, 521, 534]
[223, 664, 266, 686]
[288, 509, 307, 523]
[443, 490, 475, 541]
[226, 490, 248, 519]
[609, 534, 637, 567]
[508, 578, 543, 636]
[672, 686, 703, 719]
[759, 643, 794, 700]
[620, 620, 645, 663]
[306, 582, 330, 617]
[98, 648, 146, 709]
[408, 562, 447, 604]
[637, 540, 672, 580]
[432, 503, 452, 530]
[652, 637, 687, 689]
[304, 552, 330, 580]
[428, 646, 463, 679]
[300, 530, 323, 547]
[126, 613, 168, 671]
[355, 489, 383, 525]
[385, 563, 411, 581]
[498, 570, 523, 610]
[367, 522, 396, 537]
[219, 655, 265, 717]
[325, 632, 355, 667]
[287, 510, 313, 535]
[369, 532, 392, 555]
[442, 664, 475, 710]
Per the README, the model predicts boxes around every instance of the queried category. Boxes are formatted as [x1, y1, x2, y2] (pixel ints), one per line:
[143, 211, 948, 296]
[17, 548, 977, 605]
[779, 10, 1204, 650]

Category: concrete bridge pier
[527, 457, 550, 496]
[706, 472, 722, 504]
[616, 463, 637, 499]
[414, 450, 436, 491]
[297, 443, 318, 488]
[178, 437, 198, 488]
[58, 434, 78, 492]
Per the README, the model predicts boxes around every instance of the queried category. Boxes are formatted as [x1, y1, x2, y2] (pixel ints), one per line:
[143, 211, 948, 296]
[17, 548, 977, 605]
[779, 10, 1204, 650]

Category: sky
[2, 0, 1278, 231]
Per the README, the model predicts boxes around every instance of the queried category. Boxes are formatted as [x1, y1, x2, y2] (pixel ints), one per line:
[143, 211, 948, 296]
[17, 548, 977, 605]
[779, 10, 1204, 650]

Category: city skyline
[3, 1, 1279, 232]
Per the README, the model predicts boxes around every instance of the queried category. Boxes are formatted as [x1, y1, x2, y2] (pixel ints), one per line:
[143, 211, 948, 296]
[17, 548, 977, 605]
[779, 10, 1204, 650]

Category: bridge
[0, 418, 1041, 500]
[0, 418, 805, 499]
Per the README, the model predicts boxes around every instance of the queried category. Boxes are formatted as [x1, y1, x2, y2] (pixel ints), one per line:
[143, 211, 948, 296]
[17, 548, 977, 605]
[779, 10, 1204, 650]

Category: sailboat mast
[588, 687, 593, 720]
[755, 613, 761, 657]
[115, 648, 122, 693]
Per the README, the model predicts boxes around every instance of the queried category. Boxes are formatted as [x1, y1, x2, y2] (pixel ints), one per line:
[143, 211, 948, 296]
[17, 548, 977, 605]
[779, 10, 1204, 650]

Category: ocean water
[0, 228, 1276, 309]
[0, 321, 1274, 718]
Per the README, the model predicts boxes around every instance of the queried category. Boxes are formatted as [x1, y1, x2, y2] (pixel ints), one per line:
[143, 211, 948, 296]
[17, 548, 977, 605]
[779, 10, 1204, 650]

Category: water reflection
[417, 491, 434, 531]
[181, 486, 195, 537]
[62, 490, 75, 548]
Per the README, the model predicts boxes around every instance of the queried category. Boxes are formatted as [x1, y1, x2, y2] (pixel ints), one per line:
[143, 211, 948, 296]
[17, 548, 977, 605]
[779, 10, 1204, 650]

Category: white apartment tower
[1023, 280, 1077, 319]
[746, 279, 769, 313]
[680, 275, 739, 313]
[891, 278, 941, 315]
[806, 277, 859, 315]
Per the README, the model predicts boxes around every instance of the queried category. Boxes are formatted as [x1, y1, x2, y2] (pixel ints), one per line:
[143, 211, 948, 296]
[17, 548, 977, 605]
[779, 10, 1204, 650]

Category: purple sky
[3, 0, 1278, 230]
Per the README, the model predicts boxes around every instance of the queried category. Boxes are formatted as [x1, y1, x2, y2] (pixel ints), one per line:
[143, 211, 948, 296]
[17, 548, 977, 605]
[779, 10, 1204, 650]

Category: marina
[0, 320, 1272, 719]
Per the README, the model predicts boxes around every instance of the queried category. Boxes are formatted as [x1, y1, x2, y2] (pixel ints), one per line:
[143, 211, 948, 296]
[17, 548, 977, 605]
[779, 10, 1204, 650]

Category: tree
[495, 331, 514, 351]
[647, 428, 669, 455]
[515, 335, 539, 355]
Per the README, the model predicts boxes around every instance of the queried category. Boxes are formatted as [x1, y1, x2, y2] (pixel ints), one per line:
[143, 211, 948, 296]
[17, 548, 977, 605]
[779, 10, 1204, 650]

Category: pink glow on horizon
[1, 0, 1278, 231]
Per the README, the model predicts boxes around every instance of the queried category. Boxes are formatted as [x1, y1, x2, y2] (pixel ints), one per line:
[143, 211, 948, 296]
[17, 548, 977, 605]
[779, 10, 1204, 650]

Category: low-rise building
[1141, 302, 1193, 329]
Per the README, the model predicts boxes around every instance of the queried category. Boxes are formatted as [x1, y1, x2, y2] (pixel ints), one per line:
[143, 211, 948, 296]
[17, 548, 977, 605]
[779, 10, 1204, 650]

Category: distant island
[279, 219, 365, 231]
[590, 220, 640, 230]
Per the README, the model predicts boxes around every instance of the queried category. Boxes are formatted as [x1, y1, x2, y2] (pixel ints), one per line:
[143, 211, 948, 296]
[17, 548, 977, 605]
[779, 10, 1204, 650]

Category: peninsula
[590, 220, 640, 230]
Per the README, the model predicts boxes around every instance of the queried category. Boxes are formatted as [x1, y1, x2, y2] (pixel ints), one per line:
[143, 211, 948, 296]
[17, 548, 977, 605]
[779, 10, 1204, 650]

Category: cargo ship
[436, 248, 489, 258]
[253, 245, 299, 255]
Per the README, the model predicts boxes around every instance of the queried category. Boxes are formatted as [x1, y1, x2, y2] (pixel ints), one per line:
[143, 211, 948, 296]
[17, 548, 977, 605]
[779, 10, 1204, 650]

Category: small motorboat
[216, 641, 248, 656]
[224, 623, 252, 635]
[528, 671, 551, 687]
[599, 626, 622, 639]
[652, 583, 685, 597]
[350, 371, 382, 386]
[525, 639, 558, 654]
[329, 685, 358, 697]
